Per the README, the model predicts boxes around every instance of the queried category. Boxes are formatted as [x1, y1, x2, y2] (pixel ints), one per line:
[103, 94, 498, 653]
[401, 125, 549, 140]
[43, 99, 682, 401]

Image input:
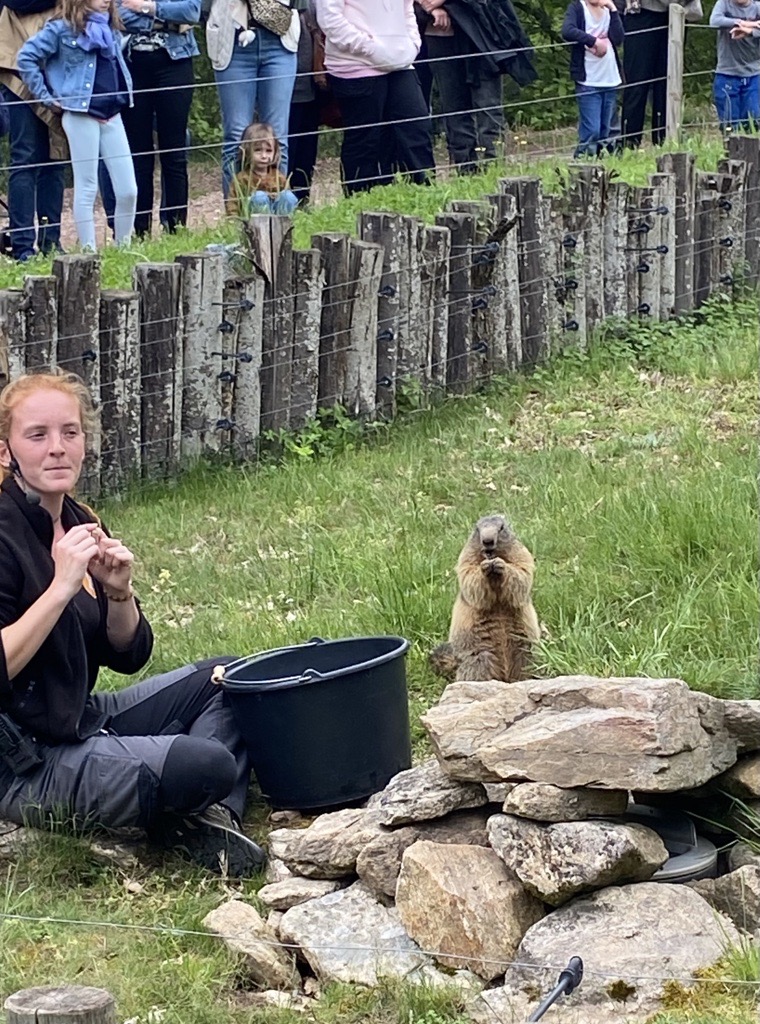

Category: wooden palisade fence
[0, 138, 757, 499]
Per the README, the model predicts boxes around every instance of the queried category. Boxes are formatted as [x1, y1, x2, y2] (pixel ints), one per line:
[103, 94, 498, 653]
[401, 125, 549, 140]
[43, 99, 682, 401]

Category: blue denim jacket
[18, 19, 134, 113]
[118, 0, 201, 60]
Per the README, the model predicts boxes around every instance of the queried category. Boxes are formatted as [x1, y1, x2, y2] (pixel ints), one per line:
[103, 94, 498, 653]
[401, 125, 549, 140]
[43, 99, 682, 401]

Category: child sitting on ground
[226, 122, 299, 218]
[561, 0, 624, 158]
[709, 0, 760, 132]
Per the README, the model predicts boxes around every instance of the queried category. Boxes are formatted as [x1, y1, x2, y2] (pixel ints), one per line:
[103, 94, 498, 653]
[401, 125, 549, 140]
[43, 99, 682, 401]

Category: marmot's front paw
[482, 557, 507, 577]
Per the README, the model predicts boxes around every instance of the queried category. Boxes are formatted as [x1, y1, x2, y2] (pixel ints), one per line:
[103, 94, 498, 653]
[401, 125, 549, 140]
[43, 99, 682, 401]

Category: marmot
[429, 514, 540, 683]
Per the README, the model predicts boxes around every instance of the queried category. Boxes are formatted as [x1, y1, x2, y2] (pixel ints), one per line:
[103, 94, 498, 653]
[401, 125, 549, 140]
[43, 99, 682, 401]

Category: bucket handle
[217, 637, 326, 684]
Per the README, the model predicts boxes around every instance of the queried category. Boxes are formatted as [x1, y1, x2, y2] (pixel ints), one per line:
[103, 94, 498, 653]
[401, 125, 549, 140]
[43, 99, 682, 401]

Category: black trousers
[121, 49, 194, 235]
[288, 98, 320, 203]
[329, 70, 434, 194]
[621, 9, 669, 148]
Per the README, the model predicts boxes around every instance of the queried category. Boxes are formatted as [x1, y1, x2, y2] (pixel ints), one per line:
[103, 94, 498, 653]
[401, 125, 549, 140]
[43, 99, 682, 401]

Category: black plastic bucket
[220, 635, 412, 811]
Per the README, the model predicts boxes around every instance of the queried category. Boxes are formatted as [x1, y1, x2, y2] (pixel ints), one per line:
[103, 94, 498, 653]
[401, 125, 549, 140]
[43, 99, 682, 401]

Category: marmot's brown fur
[429, 514, 540, 683]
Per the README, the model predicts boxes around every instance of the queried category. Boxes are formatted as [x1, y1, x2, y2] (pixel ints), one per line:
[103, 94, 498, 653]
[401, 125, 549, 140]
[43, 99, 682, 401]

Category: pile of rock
[201, 675, 760, 1022]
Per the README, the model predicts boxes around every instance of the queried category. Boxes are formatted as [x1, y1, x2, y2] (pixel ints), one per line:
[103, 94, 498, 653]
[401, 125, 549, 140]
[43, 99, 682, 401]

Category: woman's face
[1, 389, 85, 499]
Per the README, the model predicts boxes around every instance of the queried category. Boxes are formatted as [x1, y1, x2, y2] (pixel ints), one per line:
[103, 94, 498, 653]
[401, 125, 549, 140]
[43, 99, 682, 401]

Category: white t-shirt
[580, 2, 622, 87]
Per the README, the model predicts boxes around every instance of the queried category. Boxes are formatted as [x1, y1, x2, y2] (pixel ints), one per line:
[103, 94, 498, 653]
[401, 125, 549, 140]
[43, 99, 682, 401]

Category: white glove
[239, 28, 256, 45]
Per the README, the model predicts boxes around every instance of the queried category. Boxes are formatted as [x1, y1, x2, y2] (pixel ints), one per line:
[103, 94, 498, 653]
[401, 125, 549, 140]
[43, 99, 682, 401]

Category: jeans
[121, 48, 194, 236]
[62, 112, 137, 250]
[288, 98, 320, 203]
[575, 84, 618, 157]
[714, 72, 760, 131]
[250, 188, 298, 214]
[0, 84, 64, 261]
[215, 29, 297, 196]
[329, 70, 434, 194]
[426, 33, 504, 173]
[621, 9, 668, 147]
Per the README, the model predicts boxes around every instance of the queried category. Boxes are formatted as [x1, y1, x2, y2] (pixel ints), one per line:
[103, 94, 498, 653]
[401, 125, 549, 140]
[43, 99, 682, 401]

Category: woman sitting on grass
[0, 372, 265, 879]
[226, 121, 299, 217]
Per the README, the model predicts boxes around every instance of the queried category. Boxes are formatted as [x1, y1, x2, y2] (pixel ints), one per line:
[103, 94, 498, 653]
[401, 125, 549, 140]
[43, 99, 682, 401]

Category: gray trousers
[0, 658, 250, 830]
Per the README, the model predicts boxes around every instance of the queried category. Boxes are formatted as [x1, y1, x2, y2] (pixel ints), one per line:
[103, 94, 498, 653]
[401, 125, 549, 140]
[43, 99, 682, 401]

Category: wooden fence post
[637, 187, 662, 321]
[311, 232, 353, 412]
[222, 274, 265, 459]
[99, 290, 141, 493]
[133, 263, 183, 480]
[451, 199, 496, 388]
[399, 216, 427, 386]
[54, 254, 101, 497]
[716, 157, 748, 286]
[421, 225, 451, 391]
[603, 180, 629, 319]
[487, 192, 522, 372]
[175, 251, 225, 457]
[0, 290, 28, 383]
[693, 178, 720, 308]
[666, 3, 685, 142]
[23, 276, 57, 372]
[499, 177, 549, 368]
[650, 171, 676, 318]
[726, 134, 760, 287]
[559, 193, 589, 350]
[656, 152, 696, 313]
[291, 248, 323, 430]
[435, 210, 476, 393]
[568, 164, 606, 334]
[5, 986, 115, 1024]
[347, 239, 384, 418]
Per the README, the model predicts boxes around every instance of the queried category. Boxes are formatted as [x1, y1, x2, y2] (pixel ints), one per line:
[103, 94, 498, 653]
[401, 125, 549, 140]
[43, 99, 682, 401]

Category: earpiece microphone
[7, 453, 41, 506]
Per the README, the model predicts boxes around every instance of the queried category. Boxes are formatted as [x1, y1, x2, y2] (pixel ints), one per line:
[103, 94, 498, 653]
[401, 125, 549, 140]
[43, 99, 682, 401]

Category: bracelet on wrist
[104, 586, 135, 603]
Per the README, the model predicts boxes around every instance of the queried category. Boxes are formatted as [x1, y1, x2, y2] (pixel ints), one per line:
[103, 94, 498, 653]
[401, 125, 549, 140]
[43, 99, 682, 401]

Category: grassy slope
[0, 293, 758, 1024]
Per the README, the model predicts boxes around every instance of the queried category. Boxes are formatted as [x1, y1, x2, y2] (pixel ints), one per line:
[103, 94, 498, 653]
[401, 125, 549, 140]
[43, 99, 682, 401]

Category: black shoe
[152, 803, 267, 878]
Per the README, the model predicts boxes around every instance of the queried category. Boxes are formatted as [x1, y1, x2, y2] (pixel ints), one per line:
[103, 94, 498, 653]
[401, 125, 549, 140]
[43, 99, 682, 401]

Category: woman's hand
[431, 7, 451, 29]
[88, 529, 135, 598]
[591, 37, 609, 55]
[121, 0, 156, 14]
[51, 523, 101, 601]
[419, 0, 447, 11]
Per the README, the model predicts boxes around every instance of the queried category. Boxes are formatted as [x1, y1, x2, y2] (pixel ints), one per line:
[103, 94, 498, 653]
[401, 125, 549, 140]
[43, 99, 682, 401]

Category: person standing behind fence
[0, 0, 65, 261]
[709, 0, 760, 132]
[18, 0, 137, 250]
[206, 0, 299, 198]
[287, 0, 324, 204]
[226, 120, 298, 214]
[315, 0, 434, 194]
[562, 0, 623, 157]
[116, 0, 199, 236]
[621, 0, 702, 148]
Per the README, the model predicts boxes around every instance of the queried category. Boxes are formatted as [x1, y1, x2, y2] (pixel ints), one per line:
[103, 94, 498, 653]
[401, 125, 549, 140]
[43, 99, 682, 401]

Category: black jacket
[0, 478, 153, 743]
[561, 0, 624, 83]
[446, 0, 537, 87]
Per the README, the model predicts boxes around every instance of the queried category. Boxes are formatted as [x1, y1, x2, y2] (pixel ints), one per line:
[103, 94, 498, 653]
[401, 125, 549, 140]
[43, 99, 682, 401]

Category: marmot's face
[474, 514, 513, 554]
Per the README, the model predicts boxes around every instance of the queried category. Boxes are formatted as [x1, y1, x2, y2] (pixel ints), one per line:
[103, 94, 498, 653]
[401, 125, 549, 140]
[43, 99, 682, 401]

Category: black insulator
[378, 284, 396, 298]
[217, 319, 235, 334]
[562, 319, 579, 331]
[377, 375, 393, 388]
[562, 234, 577, 249]
[215, 418, 235, 430]
[217, 370, 236, 383]
[719, 237, 733, 248]
[377, 328, 395, 343]
[81, 349, 97, 363]
[471, 340, 489, 353]
[636, 261, 650, 274]
[637, 303, 651, 315]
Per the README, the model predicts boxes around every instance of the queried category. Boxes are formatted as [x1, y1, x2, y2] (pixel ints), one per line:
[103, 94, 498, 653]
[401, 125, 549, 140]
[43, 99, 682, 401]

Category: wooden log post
[435, 210, 476, 393]
[693, 180, 720, 307]
[656, 152, 696, 313]
[726, 134, 760, 286]
[650, 171, 676, 319]
[347, 239, 384, 418]
[99, 290, 141, 493]
[23, 276, 57, 372]
[175, 252, 225, 457]
[637, 187, 662, 321]
[541, 194, 565, 347]
[312, 232, 353, 411]
[133, 263, 183, 480]
[666, 2, 685, 142]
[568, 164, 606, 334]
[358, 212, 405, 419]
[245, 217, 294, 433]
[421, 225, 450, 391]
[0, 290, 28, 382]
[499, 177, 549, 368]
[5, 986, 115, 1024]
[223, 274, 265, 459]
[399, 216, 427, 388]
[54, 254, 101, 497]
[559, 193, 588, 351]
[451, 199, 496, 388]
[716, 158, 748, 287]
[291, 248, 323, 430]
[603, 180, 629, 319]
[487, 193, 522, 372]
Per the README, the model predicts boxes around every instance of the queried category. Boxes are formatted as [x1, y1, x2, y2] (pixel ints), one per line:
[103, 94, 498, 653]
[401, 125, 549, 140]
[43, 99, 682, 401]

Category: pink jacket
[315, 0, 420, 78]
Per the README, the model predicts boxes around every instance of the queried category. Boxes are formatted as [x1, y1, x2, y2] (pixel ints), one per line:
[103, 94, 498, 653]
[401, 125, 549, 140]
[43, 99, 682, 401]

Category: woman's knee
[160, 735, 236, 814]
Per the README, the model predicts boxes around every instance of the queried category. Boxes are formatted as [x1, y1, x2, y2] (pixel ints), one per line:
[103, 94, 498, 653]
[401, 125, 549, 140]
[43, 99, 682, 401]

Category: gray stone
[355, 809, 490, 899]
[422, 676, 737, 793]
[716, 755, 760, 799]
[395, 841, 544, 981]
[690, 866, 760, 933]
[488, 814, 668, 905]
[719, 698, 760, 754]
[729, 842, 760, 871]
[258, 878, 342, 911]
[502, 783, 628, 822]
[266, 911, 284, 937]
[268, 808, 384, 879]
[483, 783, 515, 804]
[202, 899, 298, 989]
[367, 758, 487, 826]
[473, 883, 741, 1023]
[278, 881, 431, 986]
[0, 820, 33, 861]
[264, 857, 294, 884]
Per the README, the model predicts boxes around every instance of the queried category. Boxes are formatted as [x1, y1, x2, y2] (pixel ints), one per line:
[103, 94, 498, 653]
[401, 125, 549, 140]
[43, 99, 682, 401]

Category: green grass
[0, 292, 758, 1024]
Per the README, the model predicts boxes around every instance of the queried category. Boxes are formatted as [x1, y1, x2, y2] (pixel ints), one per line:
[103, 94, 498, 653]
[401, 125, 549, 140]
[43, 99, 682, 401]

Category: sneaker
[152, 803, 267, 878]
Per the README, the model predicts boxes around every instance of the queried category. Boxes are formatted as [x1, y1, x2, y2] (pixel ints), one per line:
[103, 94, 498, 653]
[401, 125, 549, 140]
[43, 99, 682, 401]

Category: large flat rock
[367, 758, 487, 826]
[422, 676, 737, 792]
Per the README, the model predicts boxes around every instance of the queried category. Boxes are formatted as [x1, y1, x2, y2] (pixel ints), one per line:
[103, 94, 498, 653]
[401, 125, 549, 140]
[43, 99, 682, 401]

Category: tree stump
[5, 985, 115, 1024]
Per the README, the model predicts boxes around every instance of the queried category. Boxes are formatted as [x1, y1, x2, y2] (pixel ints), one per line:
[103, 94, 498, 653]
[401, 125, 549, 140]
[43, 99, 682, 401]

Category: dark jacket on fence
[445, 0, 538, 86]
[561, 0, 624, 83]
[0, 478, 153, 744]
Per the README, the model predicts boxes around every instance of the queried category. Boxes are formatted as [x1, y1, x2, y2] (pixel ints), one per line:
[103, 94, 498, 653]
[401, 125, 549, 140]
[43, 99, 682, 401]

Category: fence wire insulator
[237, 351, 254, 363]
[377, 328, 395, 343]
[471, 340, 489, 353]
[636, 261, 651, 274]
[81, 349, 97, 363]
[217, 319, 235, 334]
[212, 298, 254, 311]
[562, 319, 579, 332]
[630, 221, 651, 235]
[217, 370, 236, 383]
[471, 295, 490, 311]
[627, 205, 669, 216]
[720, 274, 734, 285]
[378, 284, 396, 298]
[637, 303, 651, 315]
[215, 418, 236, 431]
[719, 237, 733, 248]
[718, 198, 733, 211]
[472, 241, 500, 266]
[376, 375, 393, 388]
[561, 234, 577, 250]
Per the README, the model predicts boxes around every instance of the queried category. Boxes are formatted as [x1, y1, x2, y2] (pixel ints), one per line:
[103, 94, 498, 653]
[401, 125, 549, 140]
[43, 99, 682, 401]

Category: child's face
[251, 138, 276, 170]
[88, 0, 112, 13]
